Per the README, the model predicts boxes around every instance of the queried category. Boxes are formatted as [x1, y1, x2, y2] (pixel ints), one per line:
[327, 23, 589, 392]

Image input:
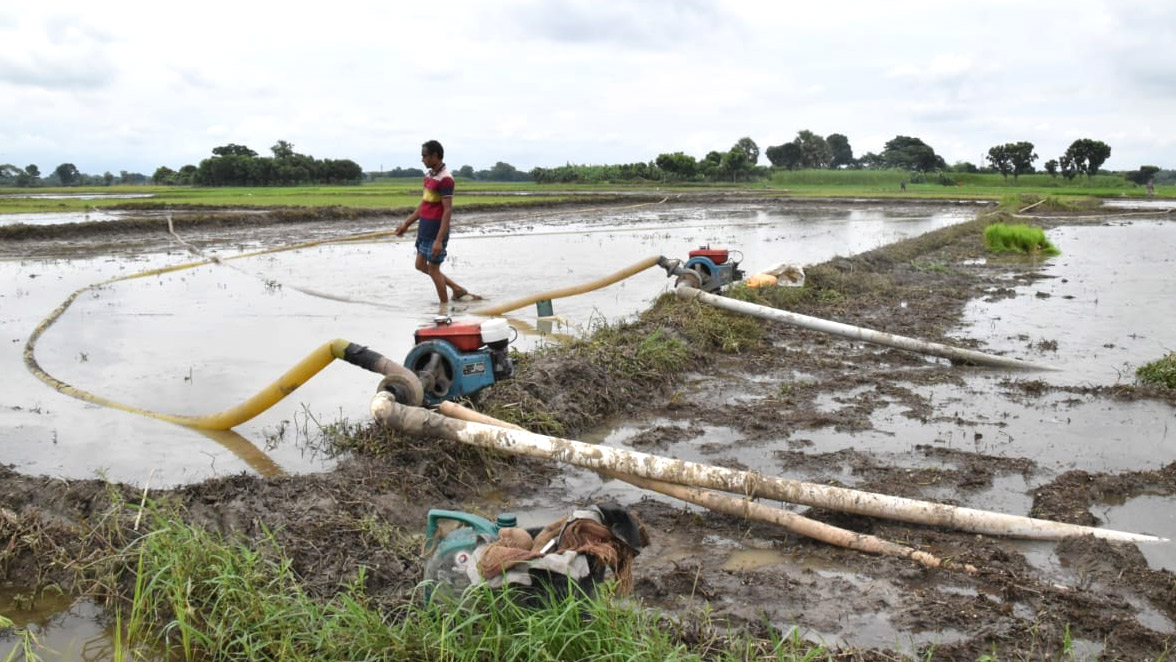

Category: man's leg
[420, 239, 465, 298]
[414, 253, 447, 302]
[443, 274, 467, 299]
[426, 262, 449, 303]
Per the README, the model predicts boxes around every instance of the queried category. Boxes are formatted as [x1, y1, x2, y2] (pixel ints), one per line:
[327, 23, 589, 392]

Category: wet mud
[2, 199, 1175, 660]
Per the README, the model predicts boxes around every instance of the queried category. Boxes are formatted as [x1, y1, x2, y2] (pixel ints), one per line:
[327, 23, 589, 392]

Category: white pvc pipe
[677, 286, 1048, 371]
[371, 395, 1165, 543]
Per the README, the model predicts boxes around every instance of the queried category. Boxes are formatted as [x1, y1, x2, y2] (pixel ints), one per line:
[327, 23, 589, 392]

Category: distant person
[1146, 180, 1155, 196]
[395, 140, 470, 304]
[900, 178, 907, 192]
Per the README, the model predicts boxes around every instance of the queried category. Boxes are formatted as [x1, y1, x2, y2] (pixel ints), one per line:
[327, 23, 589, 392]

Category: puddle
[0, 209, 124, 226]
[1098, 495, 1176, 573]
[722, 548, 792, 572]
[0, 593, 123, 661]
[0, 203, 969, 485]
[960, 221, 1175, 386]
[1099, 198, 1175, 210]
[0, 193, 154, 201]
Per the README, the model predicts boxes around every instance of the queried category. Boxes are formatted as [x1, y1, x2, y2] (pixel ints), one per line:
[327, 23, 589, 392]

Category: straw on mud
[134, 469, 155, 531]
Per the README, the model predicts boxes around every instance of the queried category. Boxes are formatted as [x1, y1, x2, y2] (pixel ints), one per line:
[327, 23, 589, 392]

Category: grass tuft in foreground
[1136, 352, 1176, 389]
[113, 510, 829, 662]
[983, 222, 1060, 256]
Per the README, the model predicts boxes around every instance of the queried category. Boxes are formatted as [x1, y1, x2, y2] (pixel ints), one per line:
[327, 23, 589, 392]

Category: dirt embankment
[2, 201, 1174, 660]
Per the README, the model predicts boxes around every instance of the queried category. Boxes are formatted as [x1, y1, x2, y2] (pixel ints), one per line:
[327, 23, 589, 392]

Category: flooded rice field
[1, 202, 971, 486]
[2, 197, 1175, 660]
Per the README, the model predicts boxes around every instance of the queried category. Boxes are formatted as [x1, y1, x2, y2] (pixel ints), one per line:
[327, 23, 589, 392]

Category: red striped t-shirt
[419, 165, 454, 220]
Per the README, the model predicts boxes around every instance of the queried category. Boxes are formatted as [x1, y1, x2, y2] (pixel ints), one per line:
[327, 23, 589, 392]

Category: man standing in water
[395, 140, 469, 304]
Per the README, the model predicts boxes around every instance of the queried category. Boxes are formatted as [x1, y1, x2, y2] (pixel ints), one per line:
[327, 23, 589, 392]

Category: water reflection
[0, 595, 123, 662]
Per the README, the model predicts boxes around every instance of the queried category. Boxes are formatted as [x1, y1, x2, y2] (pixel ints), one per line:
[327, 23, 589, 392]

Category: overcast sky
[2, 0, 1173, 176]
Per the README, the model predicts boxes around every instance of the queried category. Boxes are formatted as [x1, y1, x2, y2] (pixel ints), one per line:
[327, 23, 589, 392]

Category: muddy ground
[2, 197, 1175, 660]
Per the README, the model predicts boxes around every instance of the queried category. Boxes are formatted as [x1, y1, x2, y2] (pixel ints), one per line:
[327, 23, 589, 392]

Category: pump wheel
[405, 347, 456, 402]
[376, 372, 424, 407]
[675, 265, 705, 289]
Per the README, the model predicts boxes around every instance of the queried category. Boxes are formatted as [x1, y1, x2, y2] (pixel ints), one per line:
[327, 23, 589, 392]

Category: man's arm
[395, 209, 421, 236]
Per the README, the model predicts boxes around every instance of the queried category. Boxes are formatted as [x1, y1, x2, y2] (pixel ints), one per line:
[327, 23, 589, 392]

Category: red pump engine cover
[689, 247, 728, 264]
[415, 320, 484, 352]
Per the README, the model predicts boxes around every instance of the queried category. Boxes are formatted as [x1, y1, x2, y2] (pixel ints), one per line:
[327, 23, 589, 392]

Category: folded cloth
[477, 527, 540, 579]
[470, 504, 649, 594]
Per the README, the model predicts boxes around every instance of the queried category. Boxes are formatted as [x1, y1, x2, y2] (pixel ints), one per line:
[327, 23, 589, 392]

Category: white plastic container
[479, 318, 510, 346]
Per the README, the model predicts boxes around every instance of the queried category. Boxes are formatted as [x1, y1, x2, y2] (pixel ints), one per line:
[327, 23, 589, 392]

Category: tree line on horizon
[524, 133, 1165, 187]
[1, 135, 1169, 188]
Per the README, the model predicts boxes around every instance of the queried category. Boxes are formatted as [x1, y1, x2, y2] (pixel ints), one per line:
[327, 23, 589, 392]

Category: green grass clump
[642, 293, 764, 353]
[998, 193, 1101, 213]
[113, 511, 831, 662]
[983, 222, 1060, 256]
[1136, 352, 1176, 388]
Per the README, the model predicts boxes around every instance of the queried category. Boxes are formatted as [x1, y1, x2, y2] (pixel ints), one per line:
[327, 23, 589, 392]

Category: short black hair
[422, 140, 444, 159]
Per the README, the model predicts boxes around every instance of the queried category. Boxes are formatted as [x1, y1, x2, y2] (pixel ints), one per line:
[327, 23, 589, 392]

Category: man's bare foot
[452, 288, 483, 302]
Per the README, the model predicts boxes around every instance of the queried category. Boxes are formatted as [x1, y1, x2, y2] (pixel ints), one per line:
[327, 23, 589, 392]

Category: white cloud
[0, 0, 1172, 174]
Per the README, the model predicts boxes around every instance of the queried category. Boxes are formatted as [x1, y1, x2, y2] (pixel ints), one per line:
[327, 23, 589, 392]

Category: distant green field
[768, 169, 1168, 199]
[0, 172, 1169, 215]
[0, 182, 570, 214]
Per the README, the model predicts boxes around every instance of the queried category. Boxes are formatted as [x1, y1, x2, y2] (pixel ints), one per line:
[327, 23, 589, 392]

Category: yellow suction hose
[25, 256, 424, 432]
[470, 254, 663, 316]
[26, 329, 422, 430]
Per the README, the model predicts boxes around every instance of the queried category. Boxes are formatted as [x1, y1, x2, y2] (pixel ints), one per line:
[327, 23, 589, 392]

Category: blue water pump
[404, 317, 514, 405]
[681, 246, 744, 292]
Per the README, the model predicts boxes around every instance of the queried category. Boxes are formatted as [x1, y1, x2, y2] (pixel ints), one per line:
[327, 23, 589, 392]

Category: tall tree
[826, 133, 854, 168]
[720, 147, 751, 182]
[153, 166, 177, 185]
[211, 144, 258, 158]
[486, 161, 525, 181]
[54, 163, 80, 186]
[0, 164, 21, 182]
[793, 130, 832, 169]
[271, 140, 296, 159]
[1043, 159, 1059, 178]
[765, 142, 802, 169]
[733, 137, 759, 166]
[1062, 139, 1112, 179]
[177, 165, 198, 185]
[1125, 165, 1161, 186]
[1007, 142, 1038, 180]
[655, 152, 698, 180]
[857, 151, 885, 169]
[881, 136, 945, 172]
[986, 145, 1012, 179]
[16, 164, 41, 187]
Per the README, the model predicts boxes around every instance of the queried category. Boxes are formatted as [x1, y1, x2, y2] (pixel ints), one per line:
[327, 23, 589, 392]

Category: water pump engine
[659, 246, 744, 292]
[404, 317, 513, 405]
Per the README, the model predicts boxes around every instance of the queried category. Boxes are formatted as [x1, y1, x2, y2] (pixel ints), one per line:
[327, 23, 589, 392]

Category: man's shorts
[416, 235, 448, 264]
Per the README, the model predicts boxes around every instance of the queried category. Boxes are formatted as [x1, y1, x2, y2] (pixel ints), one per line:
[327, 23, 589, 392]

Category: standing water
[0, 202, 971, 486]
